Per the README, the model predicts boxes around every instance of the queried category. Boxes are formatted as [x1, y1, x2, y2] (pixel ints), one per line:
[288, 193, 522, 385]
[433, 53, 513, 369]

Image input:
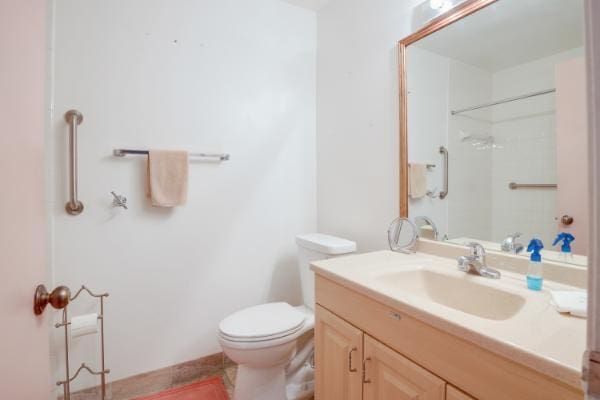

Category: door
[363, 335, 445, 400]
[447, 385, 476, 400]
[585, 0, 600, 397]
[315, 305, 363, 400]
[0, 1, 51, 398]
[555, 57, 589, 254]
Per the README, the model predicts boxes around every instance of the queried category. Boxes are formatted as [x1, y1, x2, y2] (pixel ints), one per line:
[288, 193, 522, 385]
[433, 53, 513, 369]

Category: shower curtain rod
[451, 88, 556, 116]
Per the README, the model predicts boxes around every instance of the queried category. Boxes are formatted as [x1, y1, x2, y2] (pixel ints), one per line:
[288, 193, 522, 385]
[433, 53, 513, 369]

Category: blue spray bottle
[526, 238, 544, 291]
[552, 232, 575, 262]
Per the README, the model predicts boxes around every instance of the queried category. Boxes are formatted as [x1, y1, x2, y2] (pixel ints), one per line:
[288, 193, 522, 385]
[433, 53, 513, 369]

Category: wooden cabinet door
[363, 335, 445, 400]
[315, 305, 363, 400]
[447, 385, 476, 400]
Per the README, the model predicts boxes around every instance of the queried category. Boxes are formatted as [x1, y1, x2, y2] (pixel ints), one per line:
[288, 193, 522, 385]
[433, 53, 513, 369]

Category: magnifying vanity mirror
[388, 217, 418, 253]
[400, 0, 588, 267]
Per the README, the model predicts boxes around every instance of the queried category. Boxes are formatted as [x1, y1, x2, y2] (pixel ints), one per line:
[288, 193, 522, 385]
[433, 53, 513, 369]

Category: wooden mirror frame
[398, 0, 498, 217]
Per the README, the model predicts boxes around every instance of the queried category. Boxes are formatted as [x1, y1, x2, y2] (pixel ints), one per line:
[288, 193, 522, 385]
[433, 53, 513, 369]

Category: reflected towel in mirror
[409, 163, 427, 199]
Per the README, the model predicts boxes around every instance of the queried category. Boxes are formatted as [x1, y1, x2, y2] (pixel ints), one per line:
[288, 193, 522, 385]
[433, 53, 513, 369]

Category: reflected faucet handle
[111, 191, 128, 210]
[501, 232, 523, 252]
[465, 242, 485, 260]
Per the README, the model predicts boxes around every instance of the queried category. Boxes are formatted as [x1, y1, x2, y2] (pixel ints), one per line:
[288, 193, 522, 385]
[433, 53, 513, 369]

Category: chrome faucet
[501, 232, 524, 253]
[457, 242, 501, 279]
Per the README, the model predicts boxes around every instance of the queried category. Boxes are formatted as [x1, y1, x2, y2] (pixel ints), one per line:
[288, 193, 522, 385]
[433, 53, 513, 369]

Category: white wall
[406, 46, 449, 238]
[406, 47, 494, 242]
[48, 0, 317, 389]
[316, 0, 422, 251]
[447, 60, 493, 240]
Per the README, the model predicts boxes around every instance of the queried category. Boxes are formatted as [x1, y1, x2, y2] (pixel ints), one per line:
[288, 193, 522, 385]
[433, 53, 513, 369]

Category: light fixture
[412, 0, 467, 31]
[430, 0, 452, 11]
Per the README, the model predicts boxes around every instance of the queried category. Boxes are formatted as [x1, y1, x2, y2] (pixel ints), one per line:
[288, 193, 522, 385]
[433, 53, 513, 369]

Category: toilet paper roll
[70, 313, 98, 338]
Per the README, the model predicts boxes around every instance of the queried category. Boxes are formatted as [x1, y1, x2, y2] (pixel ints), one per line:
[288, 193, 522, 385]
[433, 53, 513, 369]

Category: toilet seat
[219, 302, 306, 343]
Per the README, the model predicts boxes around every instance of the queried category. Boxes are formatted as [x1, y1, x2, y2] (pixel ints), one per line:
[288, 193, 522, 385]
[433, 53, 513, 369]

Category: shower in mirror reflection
[404, 0, 588, 267]
[401, 0, 589, 265]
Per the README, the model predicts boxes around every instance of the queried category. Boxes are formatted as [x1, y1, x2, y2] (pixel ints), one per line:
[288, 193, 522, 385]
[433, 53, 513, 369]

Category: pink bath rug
[134, 377, 229, 400]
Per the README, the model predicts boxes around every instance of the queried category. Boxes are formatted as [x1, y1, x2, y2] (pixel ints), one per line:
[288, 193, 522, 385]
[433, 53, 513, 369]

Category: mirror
[400, 0, 588, 267]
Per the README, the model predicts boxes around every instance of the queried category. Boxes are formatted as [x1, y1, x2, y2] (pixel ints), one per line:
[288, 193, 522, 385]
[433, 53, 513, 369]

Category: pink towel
[146, 150, 189, 207]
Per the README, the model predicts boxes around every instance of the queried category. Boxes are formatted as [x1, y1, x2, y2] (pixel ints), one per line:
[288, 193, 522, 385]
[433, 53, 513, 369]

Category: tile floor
[222, 365, 237, 398]
[63, 331, 316, 399]
[63, 364, 313, 400]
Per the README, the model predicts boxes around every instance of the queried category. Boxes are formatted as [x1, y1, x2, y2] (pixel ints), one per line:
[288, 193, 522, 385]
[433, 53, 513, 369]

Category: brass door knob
[561, 215, 574, 226]
[34, 284, 71, 315]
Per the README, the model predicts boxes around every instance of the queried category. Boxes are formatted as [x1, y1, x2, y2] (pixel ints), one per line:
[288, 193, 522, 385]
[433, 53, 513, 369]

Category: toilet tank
[296, 233, 356, 310]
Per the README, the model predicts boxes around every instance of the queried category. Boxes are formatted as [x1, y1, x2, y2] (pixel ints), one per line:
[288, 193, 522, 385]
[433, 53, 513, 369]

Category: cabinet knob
[561, 215, 574, 226]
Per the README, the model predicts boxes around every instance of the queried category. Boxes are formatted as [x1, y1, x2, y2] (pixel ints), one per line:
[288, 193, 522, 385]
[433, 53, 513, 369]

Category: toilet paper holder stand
[35, 284, 110, 400]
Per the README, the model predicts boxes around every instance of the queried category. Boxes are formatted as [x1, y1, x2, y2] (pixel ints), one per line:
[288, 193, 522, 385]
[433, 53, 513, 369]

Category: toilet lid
[219, 302, 306, 342]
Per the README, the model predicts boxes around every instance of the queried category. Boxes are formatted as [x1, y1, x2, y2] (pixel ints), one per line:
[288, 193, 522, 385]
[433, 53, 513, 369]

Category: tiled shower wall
[490, 47, 584, 245]
[447, 59, 493, 240]
[409, 46, 584, 245]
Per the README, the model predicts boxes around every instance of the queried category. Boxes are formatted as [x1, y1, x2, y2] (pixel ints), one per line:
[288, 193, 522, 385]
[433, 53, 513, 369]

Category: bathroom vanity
[312, 0, 590, 398]
[312, 250, 585, 400]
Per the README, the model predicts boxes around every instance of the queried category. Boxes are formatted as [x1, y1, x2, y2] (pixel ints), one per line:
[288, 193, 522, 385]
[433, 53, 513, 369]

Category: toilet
[218, 233, 356, 400]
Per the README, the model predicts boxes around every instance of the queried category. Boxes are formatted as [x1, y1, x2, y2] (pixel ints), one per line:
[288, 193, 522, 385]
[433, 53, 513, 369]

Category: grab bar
[65, 110, 84, 215]
[439, 146, 448, 199]
[509, 182, 557, 190]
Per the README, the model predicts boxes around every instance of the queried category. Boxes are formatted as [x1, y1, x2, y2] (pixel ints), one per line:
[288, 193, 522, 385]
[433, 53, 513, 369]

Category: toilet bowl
[218, 233, 356, 400]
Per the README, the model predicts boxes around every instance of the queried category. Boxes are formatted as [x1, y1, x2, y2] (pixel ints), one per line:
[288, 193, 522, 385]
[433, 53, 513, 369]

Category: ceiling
[414, 0, 585, 72]
[279, 0, 332, 11]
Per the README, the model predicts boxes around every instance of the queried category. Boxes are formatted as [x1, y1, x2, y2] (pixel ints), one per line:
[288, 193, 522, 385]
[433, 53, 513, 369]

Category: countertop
[311, 250, 586, 389]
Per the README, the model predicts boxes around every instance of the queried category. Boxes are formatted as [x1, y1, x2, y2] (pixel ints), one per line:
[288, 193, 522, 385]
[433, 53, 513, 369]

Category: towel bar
[439, 146, 448, 199]
[508, 182, 557, 190]
[113, 149, 230, 161]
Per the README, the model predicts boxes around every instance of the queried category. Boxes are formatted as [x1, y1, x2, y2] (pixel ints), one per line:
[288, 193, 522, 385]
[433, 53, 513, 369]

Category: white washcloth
[550, 291, 587, 318]
[409, 163, 427, 199]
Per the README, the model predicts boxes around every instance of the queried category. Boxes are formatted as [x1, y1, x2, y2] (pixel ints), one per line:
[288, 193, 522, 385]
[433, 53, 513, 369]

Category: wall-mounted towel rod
[509, 182, 557, 190]
[410, 163, 436, 169]
[439, 146, 448, 199]
[113, 149, 230, 161]
[451, 88, 556, 116]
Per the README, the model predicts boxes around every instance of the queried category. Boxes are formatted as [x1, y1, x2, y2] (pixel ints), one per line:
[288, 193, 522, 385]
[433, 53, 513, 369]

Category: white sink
[374, 269, 526, 321]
